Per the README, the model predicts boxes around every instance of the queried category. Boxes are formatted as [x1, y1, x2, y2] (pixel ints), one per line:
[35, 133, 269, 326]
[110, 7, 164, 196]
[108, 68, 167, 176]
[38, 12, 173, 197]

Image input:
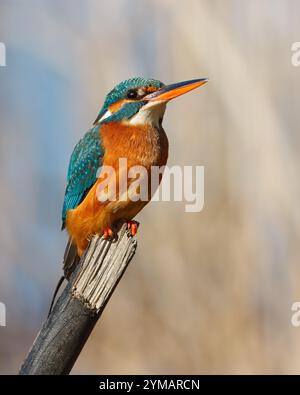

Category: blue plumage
[94, 77, 163, 124]
[61, 125, 103, 228]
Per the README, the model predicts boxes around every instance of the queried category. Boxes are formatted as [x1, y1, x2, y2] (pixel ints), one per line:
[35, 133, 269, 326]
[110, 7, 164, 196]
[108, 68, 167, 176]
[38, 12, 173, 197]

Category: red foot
[103, 227, 114, 239]
[127, 220, 138, 236]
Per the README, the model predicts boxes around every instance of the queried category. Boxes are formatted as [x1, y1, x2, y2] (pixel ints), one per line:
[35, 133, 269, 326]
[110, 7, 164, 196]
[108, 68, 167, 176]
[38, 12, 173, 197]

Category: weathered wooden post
[19, 221, 137, 375]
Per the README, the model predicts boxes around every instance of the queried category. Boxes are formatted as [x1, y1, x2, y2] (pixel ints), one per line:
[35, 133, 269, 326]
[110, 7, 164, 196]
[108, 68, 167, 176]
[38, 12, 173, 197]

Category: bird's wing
[61, 127, 103, 229]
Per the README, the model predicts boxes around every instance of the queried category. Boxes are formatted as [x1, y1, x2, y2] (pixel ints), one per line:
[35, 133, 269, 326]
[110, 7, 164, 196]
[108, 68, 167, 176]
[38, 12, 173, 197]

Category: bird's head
[94, 77, 208, 128]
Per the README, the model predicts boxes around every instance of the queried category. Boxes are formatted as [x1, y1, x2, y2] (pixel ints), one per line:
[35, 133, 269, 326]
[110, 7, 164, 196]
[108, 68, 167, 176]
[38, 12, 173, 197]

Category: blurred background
[1, 0, 300, 374]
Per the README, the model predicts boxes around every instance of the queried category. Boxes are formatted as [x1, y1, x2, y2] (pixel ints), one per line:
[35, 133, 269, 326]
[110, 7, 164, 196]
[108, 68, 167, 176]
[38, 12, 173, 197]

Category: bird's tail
[63, 237, 80, 280]
[47, 238, 80, 317]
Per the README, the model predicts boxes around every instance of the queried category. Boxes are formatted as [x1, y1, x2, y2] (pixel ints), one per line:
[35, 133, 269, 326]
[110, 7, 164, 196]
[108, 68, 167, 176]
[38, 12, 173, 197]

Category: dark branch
[19, 222, 137, 375]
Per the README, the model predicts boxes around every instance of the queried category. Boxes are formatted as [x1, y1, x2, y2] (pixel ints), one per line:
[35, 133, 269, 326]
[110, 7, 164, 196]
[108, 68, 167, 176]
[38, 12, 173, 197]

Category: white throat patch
[128, 101, 167, 127]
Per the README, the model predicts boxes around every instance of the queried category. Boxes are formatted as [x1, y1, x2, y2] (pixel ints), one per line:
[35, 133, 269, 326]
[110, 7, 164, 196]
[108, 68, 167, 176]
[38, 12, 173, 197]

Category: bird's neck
[127, 101, 166, 128]
[100, 122, 169, 169]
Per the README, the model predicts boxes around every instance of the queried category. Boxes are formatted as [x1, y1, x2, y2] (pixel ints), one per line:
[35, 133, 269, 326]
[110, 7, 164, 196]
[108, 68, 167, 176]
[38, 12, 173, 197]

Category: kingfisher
[62, 77, 208, 271]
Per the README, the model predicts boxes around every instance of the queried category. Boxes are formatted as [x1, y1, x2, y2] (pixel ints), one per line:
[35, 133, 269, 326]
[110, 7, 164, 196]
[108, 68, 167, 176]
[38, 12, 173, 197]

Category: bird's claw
[103, 227, 114, 239]
[127, 220, 138, 236]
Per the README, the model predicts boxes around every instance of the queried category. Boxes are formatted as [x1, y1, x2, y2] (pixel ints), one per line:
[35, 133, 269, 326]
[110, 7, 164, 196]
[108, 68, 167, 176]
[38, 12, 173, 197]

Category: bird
[62, 77, 208, 272]
[47, 77, 208, 316]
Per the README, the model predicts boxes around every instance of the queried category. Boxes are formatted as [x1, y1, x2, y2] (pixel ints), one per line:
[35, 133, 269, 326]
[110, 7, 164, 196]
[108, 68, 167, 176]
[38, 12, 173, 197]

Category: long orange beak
[144, 78, 208, 102]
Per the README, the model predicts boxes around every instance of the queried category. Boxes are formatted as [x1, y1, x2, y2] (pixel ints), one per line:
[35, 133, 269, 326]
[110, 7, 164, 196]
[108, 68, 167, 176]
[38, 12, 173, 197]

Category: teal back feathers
[62, 125, 103, 228]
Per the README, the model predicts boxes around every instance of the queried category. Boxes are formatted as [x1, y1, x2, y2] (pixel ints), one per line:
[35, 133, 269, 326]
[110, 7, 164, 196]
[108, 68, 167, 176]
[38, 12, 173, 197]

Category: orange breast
[66, 122, 168, 255]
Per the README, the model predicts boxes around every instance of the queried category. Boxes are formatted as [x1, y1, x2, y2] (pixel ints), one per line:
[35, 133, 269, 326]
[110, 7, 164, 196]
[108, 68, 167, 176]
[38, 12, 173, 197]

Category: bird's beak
[144, 78, 208, 102]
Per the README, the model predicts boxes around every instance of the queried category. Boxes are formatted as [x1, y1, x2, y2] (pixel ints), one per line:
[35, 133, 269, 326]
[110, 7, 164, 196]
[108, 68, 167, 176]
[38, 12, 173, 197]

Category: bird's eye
[126, 89, 138, 100]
